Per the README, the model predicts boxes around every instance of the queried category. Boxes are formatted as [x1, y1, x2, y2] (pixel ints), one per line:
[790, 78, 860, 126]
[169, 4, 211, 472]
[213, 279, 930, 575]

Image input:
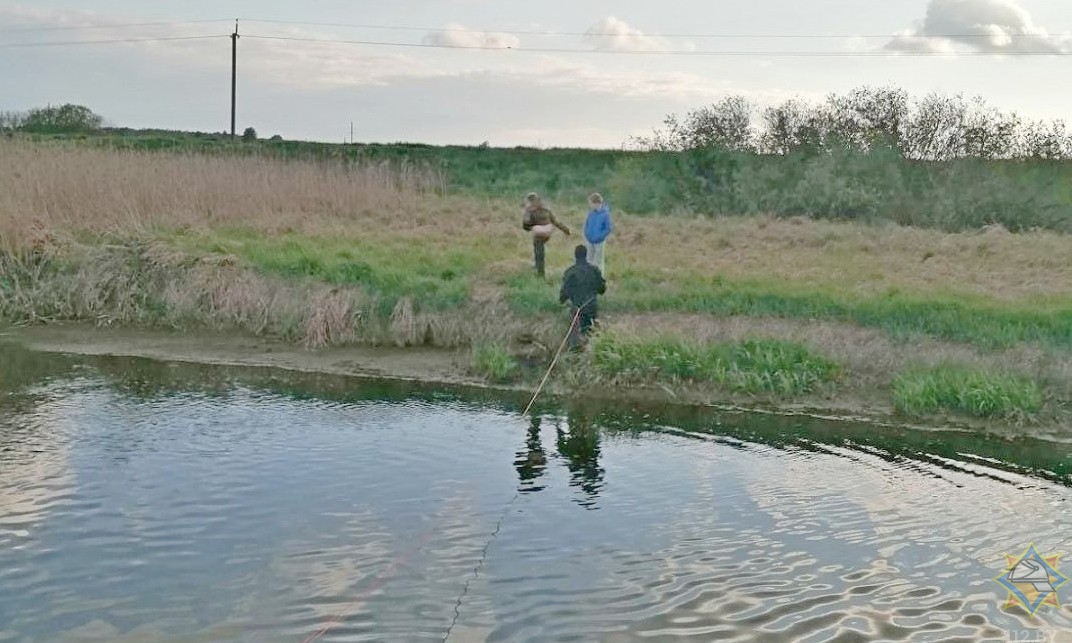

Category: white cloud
[0, 2, 816, 148]
[421, 23, 519, 49]
[886, 0, 1070, 54]
[241, 39, 444, 89]
[0, 3, 104, 29]
[583, 16, 669, 52]
[0, 3, 231, 42]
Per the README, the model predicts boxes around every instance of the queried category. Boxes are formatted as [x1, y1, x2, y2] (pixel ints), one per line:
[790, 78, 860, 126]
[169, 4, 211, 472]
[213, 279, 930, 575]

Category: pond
[1, 343, 1070, 642]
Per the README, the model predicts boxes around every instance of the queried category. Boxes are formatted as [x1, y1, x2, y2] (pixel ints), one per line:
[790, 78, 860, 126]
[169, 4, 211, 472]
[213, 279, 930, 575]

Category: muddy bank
[1, 324, 474, 387]
[7, 323, 1070, 444]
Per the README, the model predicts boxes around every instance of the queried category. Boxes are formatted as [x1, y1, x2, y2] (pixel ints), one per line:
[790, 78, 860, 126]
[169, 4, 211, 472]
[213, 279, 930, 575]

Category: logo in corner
[994, 543, 1068, 616]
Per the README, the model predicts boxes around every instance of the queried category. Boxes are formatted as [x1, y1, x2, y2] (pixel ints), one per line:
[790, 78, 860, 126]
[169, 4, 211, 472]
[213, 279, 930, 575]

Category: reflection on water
[1, 343, 1071, 642]
[515, 416, 548, 494]
[515, 410, 605, 509]
[556, 408, 605, 509]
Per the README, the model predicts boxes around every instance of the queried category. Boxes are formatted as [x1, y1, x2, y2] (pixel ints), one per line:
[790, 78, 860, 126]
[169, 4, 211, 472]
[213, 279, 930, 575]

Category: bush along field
[4, 94, 1072, 428]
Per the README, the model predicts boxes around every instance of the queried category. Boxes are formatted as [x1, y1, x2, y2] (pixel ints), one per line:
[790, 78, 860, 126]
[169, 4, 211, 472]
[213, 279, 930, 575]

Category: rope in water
[441, 491, 520, 643]
[303, 302, 590, 643]
[441, 300, 591, 641]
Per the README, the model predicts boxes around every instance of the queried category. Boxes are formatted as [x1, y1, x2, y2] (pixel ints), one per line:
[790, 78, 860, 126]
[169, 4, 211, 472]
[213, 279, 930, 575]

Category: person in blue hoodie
[583, 192, 612, 275]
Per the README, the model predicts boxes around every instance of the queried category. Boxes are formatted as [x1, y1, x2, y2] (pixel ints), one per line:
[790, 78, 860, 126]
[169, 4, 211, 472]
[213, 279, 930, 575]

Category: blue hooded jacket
[583, 204, 612, 244]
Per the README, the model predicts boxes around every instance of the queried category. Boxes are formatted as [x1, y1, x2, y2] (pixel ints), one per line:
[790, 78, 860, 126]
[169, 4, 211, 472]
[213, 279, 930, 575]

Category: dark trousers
[568, 305, 597, 349]
[533, 238, 546, 276]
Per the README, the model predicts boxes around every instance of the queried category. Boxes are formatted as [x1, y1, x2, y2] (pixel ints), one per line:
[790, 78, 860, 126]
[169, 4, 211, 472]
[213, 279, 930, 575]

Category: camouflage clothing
[523, 202, 570, 277]
[522, 205, 569, 232]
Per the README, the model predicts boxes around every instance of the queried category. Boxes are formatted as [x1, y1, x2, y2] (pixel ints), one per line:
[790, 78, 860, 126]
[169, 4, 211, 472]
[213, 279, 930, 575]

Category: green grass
[891, 364, 1044, 418]
[591, 333, 839, 395]
[167, 227, 1072, 352]
[168, 228, 486, 314]
[470, 343, 520, 383]
[506, 270, 1072, 349]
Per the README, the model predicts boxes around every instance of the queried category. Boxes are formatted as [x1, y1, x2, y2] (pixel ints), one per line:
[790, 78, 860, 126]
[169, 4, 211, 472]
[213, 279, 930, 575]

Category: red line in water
[300, 529, 437, 643]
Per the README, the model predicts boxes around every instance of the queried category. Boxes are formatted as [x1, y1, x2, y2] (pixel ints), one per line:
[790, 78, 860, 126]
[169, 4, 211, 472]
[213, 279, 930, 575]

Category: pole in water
[521, 300, 590, 417]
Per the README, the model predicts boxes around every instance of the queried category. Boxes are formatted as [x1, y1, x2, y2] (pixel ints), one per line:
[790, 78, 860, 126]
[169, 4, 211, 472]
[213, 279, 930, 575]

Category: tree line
[632, 87, 1072, 162]
[0, 104, 105, 134]
[601, 86, 1072, 232]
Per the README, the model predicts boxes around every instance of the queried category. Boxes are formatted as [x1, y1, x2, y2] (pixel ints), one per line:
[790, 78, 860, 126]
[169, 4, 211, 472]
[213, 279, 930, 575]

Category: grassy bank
[2, 138, 1071, 426]
[892, 364, 1044, 420]
[589, 334, 839, 395]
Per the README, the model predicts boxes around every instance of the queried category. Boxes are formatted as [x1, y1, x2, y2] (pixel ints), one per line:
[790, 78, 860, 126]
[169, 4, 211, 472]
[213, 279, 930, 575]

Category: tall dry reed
[0, 138, 445, 250]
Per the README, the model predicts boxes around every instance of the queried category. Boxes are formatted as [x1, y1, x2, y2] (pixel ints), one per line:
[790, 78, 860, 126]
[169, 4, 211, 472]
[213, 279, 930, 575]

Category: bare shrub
[303, 290, 361, 349]
[388, 297, 418, 347]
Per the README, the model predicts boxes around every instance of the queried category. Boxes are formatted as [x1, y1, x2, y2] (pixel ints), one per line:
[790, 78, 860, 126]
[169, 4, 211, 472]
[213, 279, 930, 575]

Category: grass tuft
[590, 333, 839, 395]
[891, 364, 1043, 419]
[470, 343, 520, 383]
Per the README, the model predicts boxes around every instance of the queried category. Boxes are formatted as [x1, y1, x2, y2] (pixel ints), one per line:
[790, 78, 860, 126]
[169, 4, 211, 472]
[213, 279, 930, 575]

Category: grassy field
[24, 128, 1072, 233]
[3, 136, 1072, 424]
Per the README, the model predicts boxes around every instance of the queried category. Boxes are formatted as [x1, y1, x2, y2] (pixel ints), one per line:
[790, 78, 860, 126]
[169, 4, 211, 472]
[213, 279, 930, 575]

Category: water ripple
[0, 377, 1069, 641]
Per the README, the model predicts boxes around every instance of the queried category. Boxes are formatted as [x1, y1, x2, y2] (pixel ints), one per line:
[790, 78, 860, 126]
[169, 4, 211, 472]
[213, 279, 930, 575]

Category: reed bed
[0, 138, 444, 250]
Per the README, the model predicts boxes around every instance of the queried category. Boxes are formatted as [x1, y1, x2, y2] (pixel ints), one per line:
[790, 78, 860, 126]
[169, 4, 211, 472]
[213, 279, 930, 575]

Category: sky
[2, 0, 1072, 148]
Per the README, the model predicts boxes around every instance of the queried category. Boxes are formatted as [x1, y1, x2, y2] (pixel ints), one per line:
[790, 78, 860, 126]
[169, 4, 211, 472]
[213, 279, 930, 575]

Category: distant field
[21, 128, 1072, 233]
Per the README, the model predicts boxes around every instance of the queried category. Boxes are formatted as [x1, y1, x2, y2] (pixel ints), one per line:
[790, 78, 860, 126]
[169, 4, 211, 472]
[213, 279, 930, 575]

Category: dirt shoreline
[7, 322, 1048, 438]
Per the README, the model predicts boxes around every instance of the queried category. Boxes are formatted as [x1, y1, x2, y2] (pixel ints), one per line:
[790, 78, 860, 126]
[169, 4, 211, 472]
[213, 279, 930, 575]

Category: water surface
[1, 346, 1071, 642]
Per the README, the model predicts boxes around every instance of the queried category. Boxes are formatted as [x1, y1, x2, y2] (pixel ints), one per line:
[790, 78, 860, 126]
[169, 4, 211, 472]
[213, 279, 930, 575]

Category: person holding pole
[559, 245, 606, 350]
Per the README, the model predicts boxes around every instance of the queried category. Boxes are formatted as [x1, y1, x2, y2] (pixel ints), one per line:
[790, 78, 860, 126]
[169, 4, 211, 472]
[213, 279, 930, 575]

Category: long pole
[521, 299, 592, 416]
[230, 20, 239, 137]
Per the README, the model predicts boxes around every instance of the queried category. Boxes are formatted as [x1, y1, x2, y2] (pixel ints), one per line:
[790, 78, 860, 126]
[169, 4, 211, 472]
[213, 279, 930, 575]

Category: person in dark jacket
[559, 245, 606, 348]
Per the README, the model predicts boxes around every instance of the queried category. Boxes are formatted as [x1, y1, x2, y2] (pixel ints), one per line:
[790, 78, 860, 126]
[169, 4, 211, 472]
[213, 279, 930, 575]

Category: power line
[0, 28, 1066, 57]
[237, 17, 1070, 41]
[0, 35, 229, 48]
[0, 19, 230, 33]
[0, 14, 1068, 41]
[241, 34, 1071, 57]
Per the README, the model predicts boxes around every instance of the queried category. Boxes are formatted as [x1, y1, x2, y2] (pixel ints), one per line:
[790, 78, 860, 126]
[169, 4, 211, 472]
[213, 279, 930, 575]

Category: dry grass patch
[0, 138, 444, 249]
[612, 215, 1072, 305]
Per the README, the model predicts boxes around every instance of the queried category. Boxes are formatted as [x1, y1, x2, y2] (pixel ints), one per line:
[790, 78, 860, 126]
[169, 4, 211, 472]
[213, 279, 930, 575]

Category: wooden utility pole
[230, 20, 239, 137]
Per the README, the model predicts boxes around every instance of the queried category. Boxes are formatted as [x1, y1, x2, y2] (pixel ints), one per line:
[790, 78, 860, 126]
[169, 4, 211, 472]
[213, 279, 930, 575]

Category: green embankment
[507, 271, 1072, 350]
[164, 228, 1072, 353]
[169, 228, 486, 314]
[4, 133, 1071, 423]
